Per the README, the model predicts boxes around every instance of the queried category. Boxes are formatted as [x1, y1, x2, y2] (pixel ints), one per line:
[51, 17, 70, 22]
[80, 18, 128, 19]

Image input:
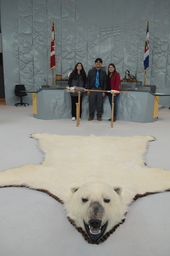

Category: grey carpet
[0, 104, 170, 256]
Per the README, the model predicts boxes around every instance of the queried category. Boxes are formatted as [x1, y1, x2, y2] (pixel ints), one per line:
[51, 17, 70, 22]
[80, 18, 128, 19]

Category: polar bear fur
[0, 133, 170, 244]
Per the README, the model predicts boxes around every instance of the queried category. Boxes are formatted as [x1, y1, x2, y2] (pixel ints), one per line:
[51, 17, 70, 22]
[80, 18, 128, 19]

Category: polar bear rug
[0, 133, 170, 244]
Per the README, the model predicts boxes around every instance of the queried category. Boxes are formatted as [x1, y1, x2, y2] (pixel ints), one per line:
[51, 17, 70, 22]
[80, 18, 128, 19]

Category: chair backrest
[15, 84, 27, 96]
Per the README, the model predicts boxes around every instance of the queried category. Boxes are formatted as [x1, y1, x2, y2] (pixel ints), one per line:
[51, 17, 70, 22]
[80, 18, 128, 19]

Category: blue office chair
[14, 84, 29, 106]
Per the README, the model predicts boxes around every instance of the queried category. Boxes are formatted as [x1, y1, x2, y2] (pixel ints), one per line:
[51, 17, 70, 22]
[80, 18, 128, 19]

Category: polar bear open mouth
[84, 220, 108, 242]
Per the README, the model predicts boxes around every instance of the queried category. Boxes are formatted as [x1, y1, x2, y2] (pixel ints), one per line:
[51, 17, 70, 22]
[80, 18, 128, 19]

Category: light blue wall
[1, 0, 170, 106]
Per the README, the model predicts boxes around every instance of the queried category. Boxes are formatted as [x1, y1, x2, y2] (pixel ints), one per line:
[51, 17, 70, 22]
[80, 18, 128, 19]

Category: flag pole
[144, 70, 146, 85]
[52, 68, 55, 85]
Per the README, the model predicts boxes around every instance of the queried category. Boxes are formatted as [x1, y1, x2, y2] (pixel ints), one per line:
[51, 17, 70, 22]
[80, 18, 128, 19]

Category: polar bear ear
[113, 186, 122, 195]
[71, 187, 80, 193]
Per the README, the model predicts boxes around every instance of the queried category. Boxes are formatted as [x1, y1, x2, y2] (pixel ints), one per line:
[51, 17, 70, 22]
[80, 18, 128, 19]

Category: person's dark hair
[108, 63, 117, 78]
[95, 58, 103, 63]
[70, 62, 86, 81]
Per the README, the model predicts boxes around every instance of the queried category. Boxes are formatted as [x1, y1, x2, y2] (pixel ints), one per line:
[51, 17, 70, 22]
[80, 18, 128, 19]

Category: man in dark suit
[86, 58, 106, 121]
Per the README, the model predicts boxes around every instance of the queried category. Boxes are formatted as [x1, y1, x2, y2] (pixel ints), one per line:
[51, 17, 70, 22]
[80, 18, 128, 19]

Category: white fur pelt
[0, 133, 170, 239]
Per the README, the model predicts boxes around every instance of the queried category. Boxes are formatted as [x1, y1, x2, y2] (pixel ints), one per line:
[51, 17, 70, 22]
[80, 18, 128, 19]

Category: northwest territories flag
[144, 21, 149, 71]
[50, 21, 56, 69]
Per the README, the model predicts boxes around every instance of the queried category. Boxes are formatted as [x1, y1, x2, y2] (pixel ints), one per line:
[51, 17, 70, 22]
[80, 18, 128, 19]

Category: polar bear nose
[89, 219, 102, 229]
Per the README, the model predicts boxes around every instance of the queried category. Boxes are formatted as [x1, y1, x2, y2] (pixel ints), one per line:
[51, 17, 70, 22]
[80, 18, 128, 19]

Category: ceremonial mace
[66, 86, 120, 128]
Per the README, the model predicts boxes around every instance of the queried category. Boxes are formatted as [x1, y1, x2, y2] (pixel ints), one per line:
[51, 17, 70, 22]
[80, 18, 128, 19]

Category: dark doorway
[0, 53, 5, 100]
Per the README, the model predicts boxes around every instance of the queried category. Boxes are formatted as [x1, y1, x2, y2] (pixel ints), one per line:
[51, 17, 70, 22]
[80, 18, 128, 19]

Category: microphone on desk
[41, 79, 50, 88]
[44, 79, 47, 85]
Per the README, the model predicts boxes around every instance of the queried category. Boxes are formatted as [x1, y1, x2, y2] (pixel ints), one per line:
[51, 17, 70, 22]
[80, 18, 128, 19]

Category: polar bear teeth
[89, 226, 101, 235]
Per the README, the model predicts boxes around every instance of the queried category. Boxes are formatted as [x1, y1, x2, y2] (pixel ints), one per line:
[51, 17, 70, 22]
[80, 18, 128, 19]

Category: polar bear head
[64, 182, 125, 243]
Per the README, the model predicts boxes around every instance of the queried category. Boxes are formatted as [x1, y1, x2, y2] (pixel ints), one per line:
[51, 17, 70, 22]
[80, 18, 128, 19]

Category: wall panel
[1, 0, 170, 106]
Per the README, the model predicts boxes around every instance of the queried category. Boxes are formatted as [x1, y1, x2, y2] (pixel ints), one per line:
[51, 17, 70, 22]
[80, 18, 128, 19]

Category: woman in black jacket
[68, 63, 87, 120]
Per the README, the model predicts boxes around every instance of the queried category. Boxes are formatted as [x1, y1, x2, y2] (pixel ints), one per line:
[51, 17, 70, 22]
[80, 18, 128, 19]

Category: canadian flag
[50, 21, 56, 69]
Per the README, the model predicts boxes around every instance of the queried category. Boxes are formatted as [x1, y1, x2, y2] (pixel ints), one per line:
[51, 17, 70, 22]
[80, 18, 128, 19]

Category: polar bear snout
[84, 201, 108, 242]
[88, 201, 104, 220]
